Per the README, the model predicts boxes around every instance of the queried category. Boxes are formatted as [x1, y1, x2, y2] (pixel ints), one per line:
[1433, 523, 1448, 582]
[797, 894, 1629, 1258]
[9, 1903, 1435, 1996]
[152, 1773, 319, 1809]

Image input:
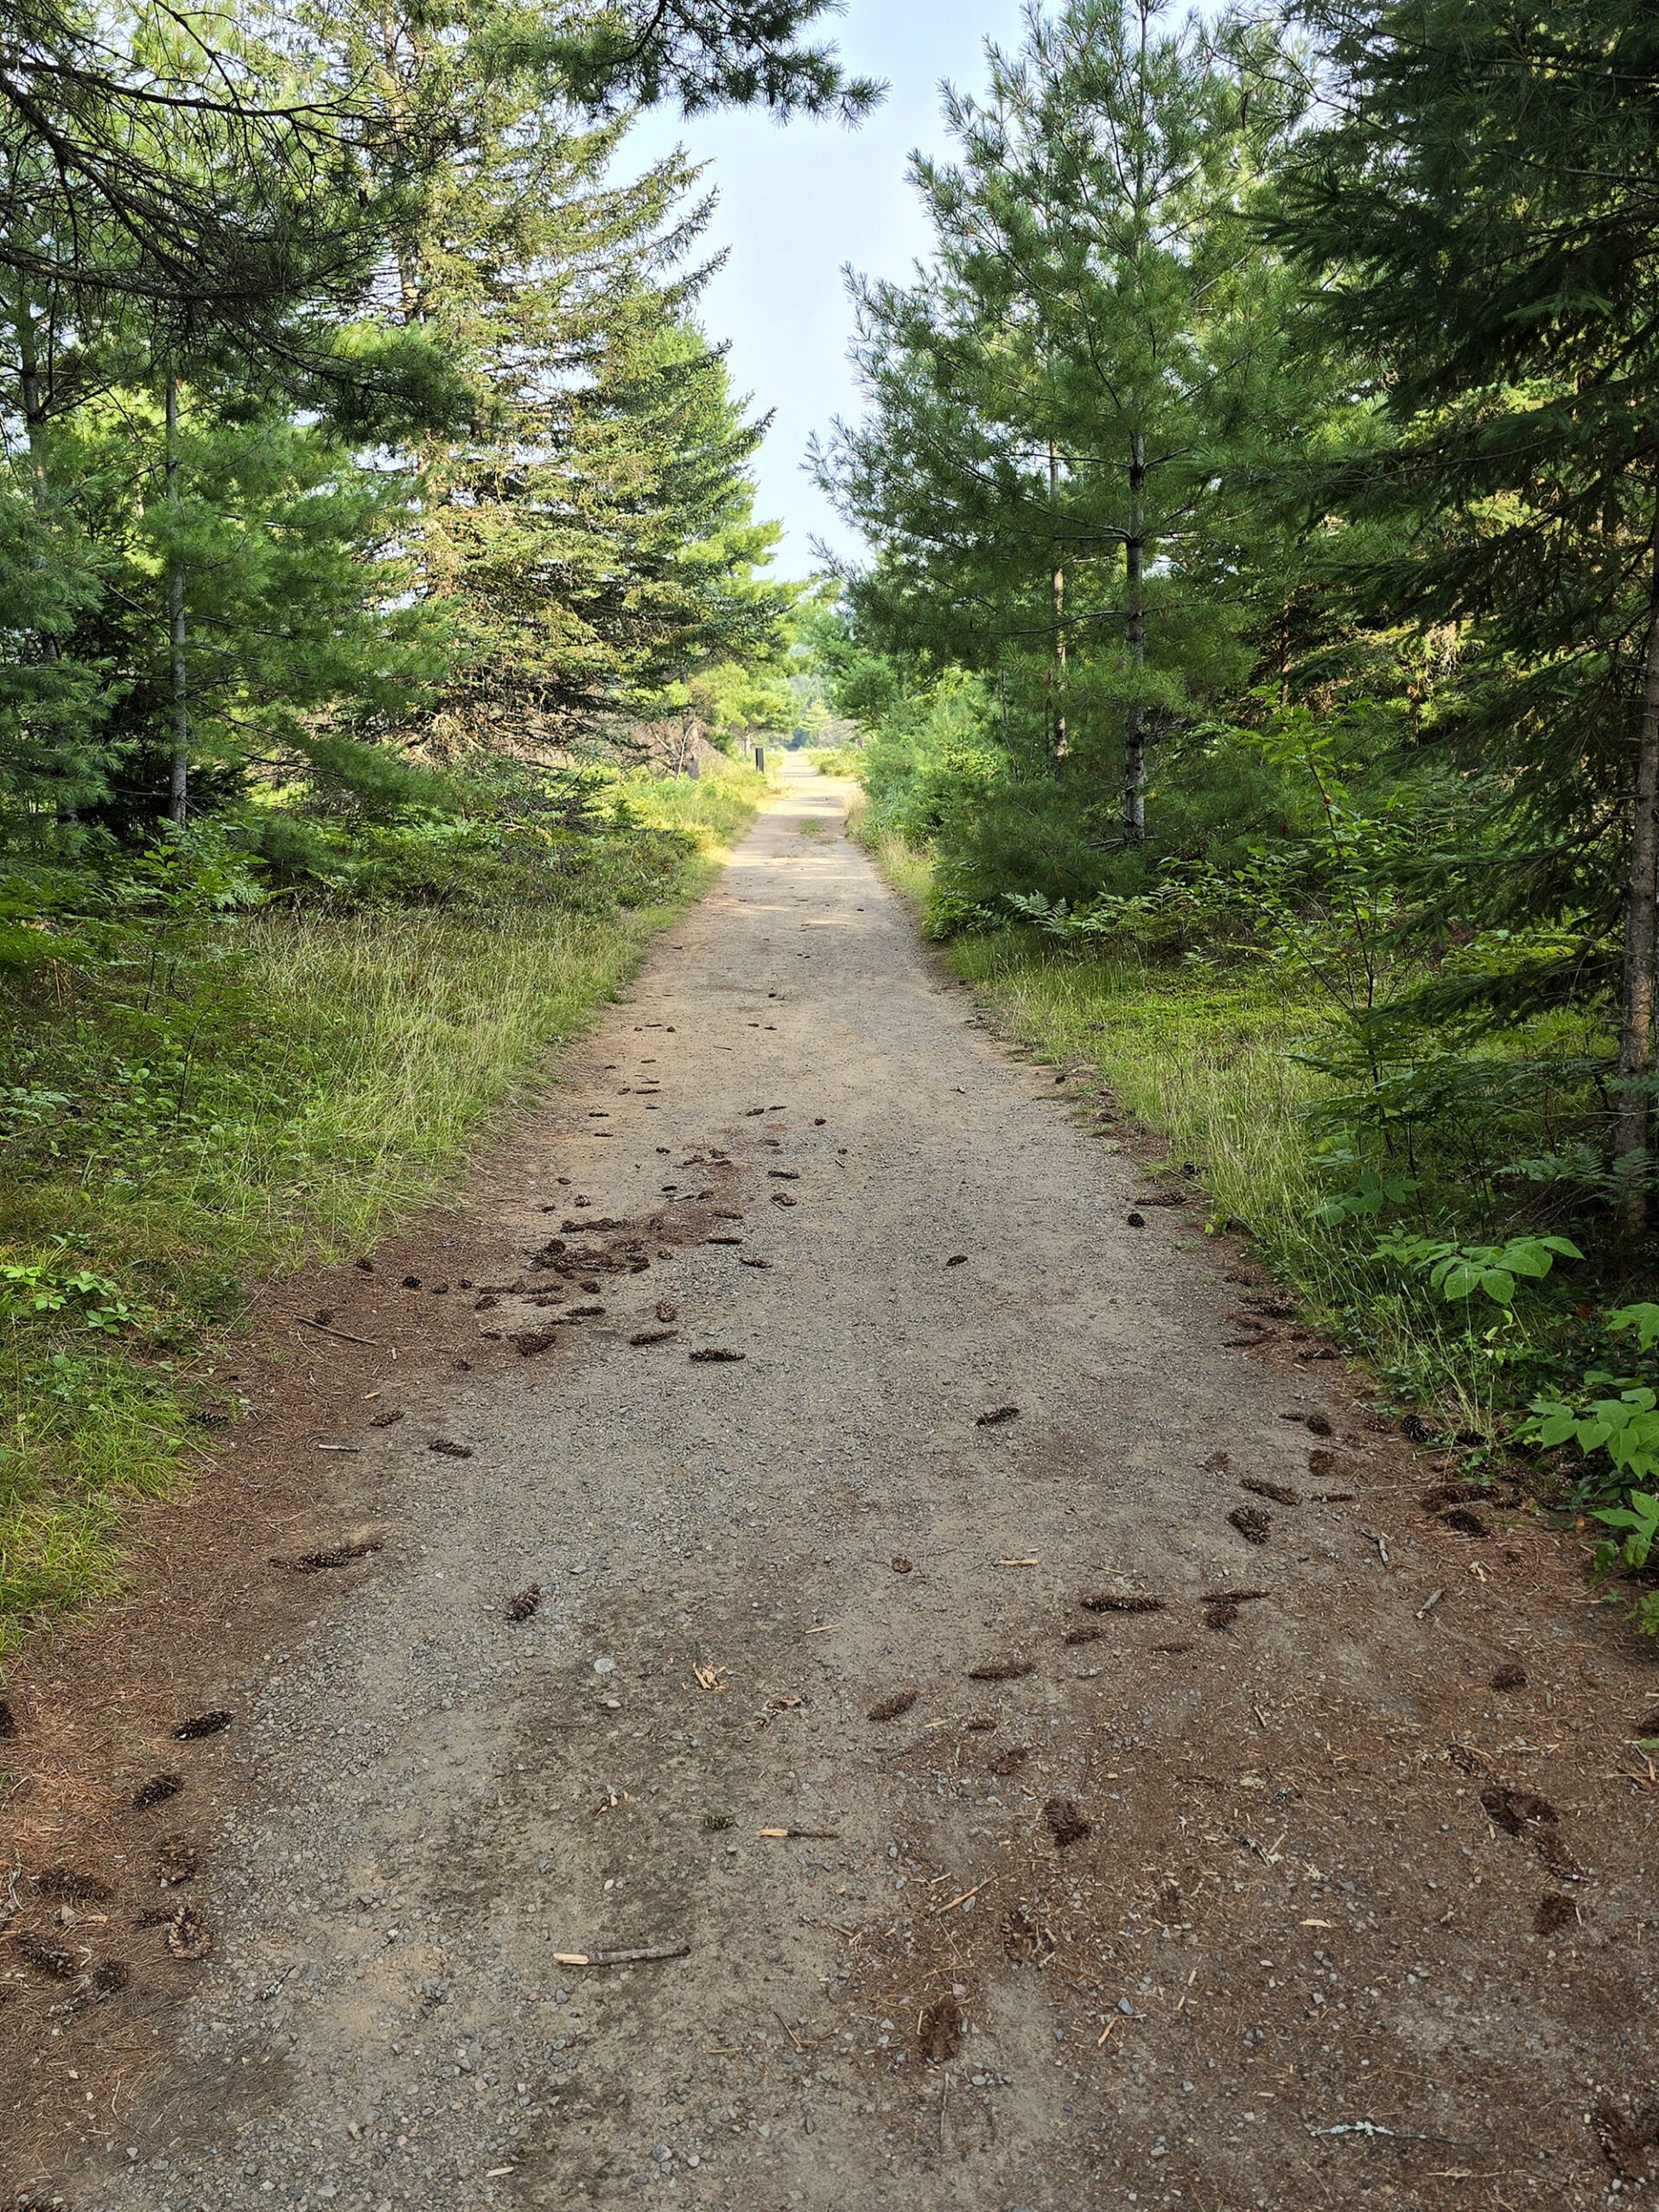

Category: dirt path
[6, 760, 1658, 2211]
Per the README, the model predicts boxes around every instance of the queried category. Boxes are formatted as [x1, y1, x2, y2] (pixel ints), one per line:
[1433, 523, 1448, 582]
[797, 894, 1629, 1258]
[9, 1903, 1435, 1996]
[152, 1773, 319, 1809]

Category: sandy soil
[3, 760, 1657, 2212]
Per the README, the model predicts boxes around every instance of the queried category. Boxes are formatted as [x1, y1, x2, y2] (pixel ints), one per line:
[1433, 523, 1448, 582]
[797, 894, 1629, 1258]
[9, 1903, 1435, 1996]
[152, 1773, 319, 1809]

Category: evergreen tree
[317, 0, 789, 752]
[817, 0, 1306, 849]
[1271, 0, 1659, 1226]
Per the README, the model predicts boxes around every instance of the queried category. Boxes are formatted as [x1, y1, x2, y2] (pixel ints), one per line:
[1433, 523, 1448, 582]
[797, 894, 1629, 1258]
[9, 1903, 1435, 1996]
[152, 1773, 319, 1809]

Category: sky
[623, 0, 1033, 581]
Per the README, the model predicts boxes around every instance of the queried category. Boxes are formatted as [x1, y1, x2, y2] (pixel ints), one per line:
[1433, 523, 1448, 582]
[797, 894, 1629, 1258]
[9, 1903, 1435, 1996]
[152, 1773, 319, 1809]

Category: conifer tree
[318, 0, 789, 751]
[1271, 0, 1659, 1226]
[817, 0, 1305, 847]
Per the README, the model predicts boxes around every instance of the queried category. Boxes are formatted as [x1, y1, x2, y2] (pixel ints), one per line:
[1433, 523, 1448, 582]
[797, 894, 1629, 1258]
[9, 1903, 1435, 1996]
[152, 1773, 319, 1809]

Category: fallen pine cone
[133, 1773, 182, 1810]
[428, 1440, 474, 1459]
[174, 1711, 232, 1741]
[967, 1657, 1035, 1682]
[629, 1328, 677, 1346]
[976, 1406, 1020, 1427]
[18, 1933, 79, 1979]
[369, 1408, 404, 1427]
[1228, 1504, 1272, 1546]
[1440, 1506, 1490, 1538]
[507, 1586, 542, 1622]
[868, 1689, 918, 1722]
[273, 1541, 381, 1573]
[1481, 1783, 1557, 1837]
[1044, 1796, 1091, 1848]
[35, 1867, 110, 1904]
[1077, 1592, 1165, 1614]
[689, 1348, 746, 1363]
[1241, 1477, 1301, 1506]
[165, 1908, 213, 1961]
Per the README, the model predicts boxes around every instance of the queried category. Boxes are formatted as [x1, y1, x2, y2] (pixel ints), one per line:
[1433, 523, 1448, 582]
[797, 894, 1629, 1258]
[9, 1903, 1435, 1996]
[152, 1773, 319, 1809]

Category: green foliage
[1521, 1317, 1659, 1634]
[0, 1262, 132, 1333]
[1370, 1231, 1582, 1310]
[0, 753, 761, 1650]
[1308, 1166, 1421, 1226]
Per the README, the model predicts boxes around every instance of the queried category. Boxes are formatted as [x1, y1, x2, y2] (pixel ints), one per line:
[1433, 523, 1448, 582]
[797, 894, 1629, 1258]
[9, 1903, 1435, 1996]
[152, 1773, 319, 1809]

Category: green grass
[862, 830, 1600, 1439]
[0, 763, 763, 1655]
[956, 931, 1541, 1422]
[804, 743, 866, 777]
[637, 759, 767, 848]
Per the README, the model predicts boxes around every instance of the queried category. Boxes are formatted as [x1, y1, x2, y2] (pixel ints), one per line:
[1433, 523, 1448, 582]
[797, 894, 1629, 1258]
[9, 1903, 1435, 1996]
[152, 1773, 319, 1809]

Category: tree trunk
[16, 296, 52, 516]
[1615, 507, 1659, 1234]
[18, 296, 59, 663]
[165, 373, 190, 830]
[1122, 430, 1147, 843]
[1049, 441, 1067, 765]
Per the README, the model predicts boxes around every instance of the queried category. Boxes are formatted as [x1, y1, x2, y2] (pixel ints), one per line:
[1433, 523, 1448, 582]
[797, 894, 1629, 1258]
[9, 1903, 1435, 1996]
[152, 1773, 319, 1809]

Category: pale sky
[624, 0, 1033, 580]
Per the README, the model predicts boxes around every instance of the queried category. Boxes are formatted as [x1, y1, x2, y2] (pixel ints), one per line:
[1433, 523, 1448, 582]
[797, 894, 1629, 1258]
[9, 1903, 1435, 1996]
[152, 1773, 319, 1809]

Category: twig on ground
[550, 1943, 690, 1967]
[289, 1314, 380, 1347]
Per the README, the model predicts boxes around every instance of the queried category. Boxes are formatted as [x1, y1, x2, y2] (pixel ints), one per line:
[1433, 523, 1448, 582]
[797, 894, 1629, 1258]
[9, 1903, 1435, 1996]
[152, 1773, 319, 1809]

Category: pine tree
[1271, 0, 1659, 1228]
[817, 0, 1306, 849]
[318, 0, 789, 752]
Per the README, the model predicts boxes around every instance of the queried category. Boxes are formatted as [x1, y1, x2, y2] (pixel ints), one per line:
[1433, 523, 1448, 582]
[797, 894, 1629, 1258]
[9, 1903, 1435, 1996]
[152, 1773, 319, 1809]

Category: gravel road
[17, 760, 1659, 2211]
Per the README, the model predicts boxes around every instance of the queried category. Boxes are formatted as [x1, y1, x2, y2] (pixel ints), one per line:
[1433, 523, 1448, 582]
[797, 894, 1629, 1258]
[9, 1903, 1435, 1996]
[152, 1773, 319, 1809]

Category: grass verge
[867, 829, 1596, 1437]
[0, 762, 762, 1654]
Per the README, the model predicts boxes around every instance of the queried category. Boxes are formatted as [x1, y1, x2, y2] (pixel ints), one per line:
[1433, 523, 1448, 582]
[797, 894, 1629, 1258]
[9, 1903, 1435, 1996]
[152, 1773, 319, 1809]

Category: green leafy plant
[1310, 1165, 1421, 1225]
[1371, 1230, 1581, 1307]
[1607, 1302, 1659, 1353]
[0, 1262, 133, 1335]
[1523, 1385, 1659, 1484]
[1591, 1488, 1659, 1573]
[1519, 1303, 1659, 1632]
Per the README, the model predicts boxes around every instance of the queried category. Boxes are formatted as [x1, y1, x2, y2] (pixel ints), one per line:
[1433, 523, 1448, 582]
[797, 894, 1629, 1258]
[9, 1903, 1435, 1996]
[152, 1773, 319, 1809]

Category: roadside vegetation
[0, 0, 869, 1649]
[0, 760, 764, 1648]
[817, 0, 1659, 1632]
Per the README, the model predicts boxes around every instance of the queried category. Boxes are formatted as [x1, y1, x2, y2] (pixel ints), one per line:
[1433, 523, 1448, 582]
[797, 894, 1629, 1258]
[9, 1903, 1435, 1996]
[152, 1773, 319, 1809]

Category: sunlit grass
[874, 831, 1516, 1429]
[0, 765, 761, 1654]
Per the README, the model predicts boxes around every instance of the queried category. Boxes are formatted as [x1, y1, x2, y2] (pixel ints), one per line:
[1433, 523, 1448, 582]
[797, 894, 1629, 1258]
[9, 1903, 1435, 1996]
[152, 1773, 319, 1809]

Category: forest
[3, 0, 1658, 1643]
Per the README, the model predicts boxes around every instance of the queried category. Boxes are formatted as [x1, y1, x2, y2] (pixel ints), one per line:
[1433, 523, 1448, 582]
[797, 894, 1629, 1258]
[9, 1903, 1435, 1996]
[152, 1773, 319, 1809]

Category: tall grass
[182, 898, 685, 1255]
[960, 931, 1516, 1418]
[868, 832, 1516, 1426]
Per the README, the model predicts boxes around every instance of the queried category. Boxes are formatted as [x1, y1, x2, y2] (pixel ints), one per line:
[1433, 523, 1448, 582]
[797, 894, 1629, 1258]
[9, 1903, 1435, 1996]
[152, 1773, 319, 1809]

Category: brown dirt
[2, 760, 1657, 2211]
